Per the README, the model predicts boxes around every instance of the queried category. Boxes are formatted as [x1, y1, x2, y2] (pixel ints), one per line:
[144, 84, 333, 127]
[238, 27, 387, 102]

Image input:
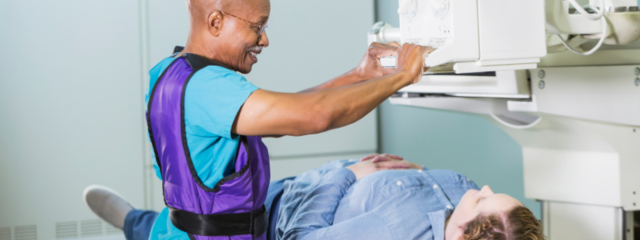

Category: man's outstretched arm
[233, 43, 433, 137]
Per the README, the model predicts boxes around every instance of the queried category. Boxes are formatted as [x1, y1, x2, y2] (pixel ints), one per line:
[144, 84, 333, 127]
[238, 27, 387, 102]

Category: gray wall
[374, 0, 541, 218]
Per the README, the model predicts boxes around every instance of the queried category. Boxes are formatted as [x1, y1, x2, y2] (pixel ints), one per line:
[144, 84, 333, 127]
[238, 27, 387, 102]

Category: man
[84, 154, 544, 240]
[142, 0, 431, 238]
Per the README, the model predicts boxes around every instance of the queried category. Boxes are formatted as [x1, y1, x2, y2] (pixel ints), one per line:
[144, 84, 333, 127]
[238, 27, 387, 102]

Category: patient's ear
[453, 226, 465, 240]
[445, 224, 464, 240]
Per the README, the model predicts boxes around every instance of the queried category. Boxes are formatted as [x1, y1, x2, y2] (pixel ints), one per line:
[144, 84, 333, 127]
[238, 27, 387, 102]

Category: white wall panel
[0, 0, 145, 239]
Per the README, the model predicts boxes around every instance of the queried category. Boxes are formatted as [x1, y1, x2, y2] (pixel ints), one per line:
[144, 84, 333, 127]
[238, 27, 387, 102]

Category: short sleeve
[183, 66, 259, 139]
[145, 57, 177, 106]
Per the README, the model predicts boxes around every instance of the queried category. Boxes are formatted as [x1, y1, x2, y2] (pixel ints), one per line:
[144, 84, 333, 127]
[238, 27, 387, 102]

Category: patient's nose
[479, 185, 494, 197]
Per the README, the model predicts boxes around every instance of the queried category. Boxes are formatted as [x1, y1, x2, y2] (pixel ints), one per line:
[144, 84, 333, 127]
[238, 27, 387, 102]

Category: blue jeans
[123, 209, 158, 240]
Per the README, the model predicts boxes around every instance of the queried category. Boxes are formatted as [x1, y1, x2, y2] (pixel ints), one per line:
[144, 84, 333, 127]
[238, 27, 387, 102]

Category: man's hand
[351, 42, 401, 82]
[360, 153, 404, 163]
[395, 43, 434, 84]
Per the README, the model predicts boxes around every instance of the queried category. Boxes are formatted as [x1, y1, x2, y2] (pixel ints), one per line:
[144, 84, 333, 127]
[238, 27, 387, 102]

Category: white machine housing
[378, 0, 547, 73]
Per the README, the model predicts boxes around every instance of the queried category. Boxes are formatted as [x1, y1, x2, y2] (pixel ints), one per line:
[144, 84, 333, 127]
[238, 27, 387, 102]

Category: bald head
[186, 0, 270, 27]
[182, 0, 271, 73]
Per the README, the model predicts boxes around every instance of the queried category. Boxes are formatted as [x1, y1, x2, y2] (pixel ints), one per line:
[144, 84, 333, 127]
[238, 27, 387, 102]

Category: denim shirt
[275, 159, 479, 240]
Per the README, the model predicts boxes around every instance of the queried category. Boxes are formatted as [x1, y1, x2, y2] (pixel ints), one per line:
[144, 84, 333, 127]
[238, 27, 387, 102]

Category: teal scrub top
[145, 56, 260, 240]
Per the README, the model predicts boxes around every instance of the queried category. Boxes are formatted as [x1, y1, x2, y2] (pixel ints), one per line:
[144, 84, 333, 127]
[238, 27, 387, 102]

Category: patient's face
[444, 186, 521, 240]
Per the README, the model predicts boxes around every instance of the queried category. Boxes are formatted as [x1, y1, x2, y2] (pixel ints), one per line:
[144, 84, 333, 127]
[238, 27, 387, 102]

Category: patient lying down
[273, 155, 544, 240]
[83, 154, 544, 240]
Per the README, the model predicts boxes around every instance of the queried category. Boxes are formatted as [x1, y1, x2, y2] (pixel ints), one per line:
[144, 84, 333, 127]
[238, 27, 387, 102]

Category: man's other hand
[395, 43, 434, 84]
[352, 42, 401, 82]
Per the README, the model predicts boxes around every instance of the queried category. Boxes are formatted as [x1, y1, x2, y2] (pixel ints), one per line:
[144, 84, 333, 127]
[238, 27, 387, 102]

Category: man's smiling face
[214, 0, 270, 73]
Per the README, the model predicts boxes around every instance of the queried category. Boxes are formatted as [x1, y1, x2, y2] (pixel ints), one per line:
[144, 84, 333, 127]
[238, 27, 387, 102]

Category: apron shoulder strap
[174, 45, 185, 54]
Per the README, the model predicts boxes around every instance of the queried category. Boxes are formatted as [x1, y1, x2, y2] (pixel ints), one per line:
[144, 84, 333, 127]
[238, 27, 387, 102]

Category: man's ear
[207, 10, 223, 37]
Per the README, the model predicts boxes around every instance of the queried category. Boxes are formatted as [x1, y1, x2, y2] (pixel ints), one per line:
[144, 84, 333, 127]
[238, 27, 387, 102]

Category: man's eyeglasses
[220, 10, 268, 35]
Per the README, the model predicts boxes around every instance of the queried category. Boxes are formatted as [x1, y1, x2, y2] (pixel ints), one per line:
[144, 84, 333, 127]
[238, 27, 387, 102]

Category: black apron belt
[170, 205, 267, 238]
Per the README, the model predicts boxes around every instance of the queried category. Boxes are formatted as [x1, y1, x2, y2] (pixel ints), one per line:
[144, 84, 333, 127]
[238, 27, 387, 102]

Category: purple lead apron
[146, 51, 270, 240]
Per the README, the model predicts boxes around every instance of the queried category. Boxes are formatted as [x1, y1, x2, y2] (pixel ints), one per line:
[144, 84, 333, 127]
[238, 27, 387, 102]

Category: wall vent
[104, 223, 121, 235]
[14, 225, 36, 240]
[0, 227, 11, 240]
[55, 221, 77, 239]
[79, 220, 102, 237]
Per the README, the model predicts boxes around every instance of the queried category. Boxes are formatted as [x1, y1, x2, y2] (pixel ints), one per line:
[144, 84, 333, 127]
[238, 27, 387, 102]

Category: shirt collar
[428, 208, 453, 240]
[184, 53, 230, 72]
